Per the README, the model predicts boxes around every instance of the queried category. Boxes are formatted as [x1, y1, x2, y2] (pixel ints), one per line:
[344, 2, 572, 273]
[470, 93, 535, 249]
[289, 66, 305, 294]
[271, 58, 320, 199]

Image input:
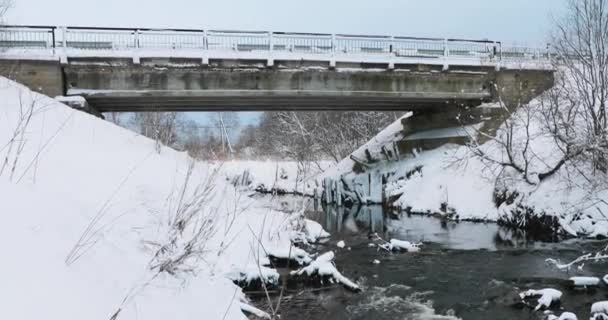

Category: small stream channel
[246, 195, 608, 320]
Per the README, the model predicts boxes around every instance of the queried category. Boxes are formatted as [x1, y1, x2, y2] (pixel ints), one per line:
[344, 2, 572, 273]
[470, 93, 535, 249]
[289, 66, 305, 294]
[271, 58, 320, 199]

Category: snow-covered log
[569, 276, 600, 288]
[266, 246, 312, 265]
[240, 302, 271, 319]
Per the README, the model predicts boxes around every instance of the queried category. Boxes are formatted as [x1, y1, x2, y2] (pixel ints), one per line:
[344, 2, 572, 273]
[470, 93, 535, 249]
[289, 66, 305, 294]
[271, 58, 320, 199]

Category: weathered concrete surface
[0, 59, 64, 98]
[0, 58, 554, 112]
[63, 65, 495, 111]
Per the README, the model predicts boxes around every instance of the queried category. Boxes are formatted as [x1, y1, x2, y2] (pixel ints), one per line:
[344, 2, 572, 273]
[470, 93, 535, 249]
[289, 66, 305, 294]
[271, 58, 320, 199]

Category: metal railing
[0, 25, 550, 63]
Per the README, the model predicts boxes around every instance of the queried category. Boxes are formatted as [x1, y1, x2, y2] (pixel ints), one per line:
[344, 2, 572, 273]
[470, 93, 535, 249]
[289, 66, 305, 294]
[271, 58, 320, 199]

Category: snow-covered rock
[547, 312, 577, 320]
[380, 239, 421, 252]
[228, 264, 280, 286]
[591, 301, 608, 320]
[305, 219, 331, 242]
[290, 251, 360, 291]
[337, 240, 345, 248]
[519, 288, 562, 311]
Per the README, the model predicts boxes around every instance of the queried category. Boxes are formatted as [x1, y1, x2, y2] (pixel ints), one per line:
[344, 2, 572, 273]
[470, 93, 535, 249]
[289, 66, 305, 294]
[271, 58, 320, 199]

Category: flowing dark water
[248, 196, 608, 320]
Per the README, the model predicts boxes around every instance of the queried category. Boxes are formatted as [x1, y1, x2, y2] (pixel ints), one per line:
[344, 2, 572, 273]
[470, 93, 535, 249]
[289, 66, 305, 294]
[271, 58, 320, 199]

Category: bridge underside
[81, 90, 490, 112]
[0, 59, 554, 112]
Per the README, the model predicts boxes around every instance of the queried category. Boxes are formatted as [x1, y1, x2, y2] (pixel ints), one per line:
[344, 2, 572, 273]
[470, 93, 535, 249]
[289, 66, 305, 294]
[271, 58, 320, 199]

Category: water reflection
[314, 205, 386, 235]
[312, 203, 547, 251]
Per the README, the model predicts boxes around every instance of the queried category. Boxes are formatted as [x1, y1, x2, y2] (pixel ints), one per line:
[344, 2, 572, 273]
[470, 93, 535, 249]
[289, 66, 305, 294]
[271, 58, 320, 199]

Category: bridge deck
[0, 25, 551, 71]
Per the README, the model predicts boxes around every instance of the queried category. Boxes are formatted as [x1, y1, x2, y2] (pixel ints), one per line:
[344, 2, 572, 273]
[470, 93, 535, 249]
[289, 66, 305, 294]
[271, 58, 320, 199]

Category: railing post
[50, 27, 56, 55]
[267, 31, 274, 67]
[495, 41, 502, 71]
[388, 36, 395, 70]
[60, 26, 68, 64]
[330, 33, 336, 69]
[442, 38, 449, 71]
[133, 29, 141, 64]
[202, 30, 209, 65]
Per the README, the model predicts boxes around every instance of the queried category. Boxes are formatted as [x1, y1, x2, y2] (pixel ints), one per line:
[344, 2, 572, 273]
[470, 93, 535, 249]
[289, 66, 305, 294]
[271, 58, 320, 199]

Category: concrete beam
[63, 65, 501, 111]
[77, 89, 490, 112]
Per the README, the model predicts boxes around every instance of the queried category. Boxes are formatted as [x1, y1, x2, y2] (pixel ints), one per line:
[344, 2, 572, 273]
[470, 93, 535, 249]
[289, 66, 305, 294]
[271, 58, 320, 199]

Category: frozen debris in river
[290, 251, 360, 291]
[267, 246, 312, 265]
[227, 264, 280, 286]
[547, 312, 577, 320]
[337, 240, 345, 248]
[372, 259, 381, 265]
[569, 276, 600, 288]
[380, 239, 421, 252]
[519, 288, 562, 311]
[240, 302, 271, 319]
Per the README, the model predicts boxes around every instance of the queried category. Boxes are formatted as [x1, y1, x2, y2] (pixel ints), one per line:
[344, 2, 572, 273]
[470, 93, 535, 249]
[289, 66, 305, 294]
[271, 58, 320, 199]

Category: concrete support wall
[493, 69, 555, 106]
[0, 59, 64, 98]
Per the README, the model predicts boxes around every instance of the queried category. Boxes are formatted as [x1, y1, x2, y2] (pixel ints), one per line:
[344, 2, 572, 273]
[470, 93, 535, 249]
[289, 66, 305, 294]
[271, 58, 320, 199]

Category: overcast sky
[6, 0, 566, 131]
[9, 0, 564, 45]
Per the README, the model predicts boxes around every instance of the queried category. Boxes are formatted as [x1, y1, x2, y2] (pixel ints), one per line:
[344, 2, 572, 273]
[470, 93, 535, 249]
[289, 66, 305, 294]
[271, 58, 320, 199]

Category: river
[247, 196, 608, 320]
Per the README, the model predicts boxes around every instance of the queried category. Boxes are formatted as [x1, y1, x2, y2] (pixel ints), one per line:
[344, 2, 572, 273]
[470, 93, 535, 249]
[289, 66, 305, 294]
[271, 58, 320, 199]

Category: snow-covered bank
[325, 89, 608, 237]
[221, 160, 331, 196]
[0, 77, 335, 320]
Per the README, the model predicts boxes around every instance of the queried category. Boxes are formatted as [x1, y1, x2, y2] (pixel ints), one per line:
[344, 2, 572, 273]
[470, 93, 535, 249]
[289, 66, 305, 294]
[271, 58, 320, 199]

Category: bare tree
[240, 111, 401, 162]
[464, 0, 608, 187]
[552, 0, 608, 171]
[0, 0, 12, 23]
[131, 112, 182, 153]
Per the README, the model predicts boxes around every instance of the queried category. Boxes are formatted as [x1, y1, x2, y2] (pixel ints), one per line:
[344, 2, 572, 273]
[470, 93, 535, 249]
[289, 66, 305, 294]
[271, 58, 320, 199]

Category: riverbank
[0, 77, 334, 320]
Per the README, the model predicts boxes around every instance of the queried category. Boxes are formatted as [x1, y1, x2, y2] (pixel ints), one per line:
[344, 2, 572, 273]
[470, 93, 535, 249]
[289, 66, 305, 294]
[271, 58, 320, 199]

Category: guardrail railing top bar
[272, 31, 332, 37]
[0, 24, 554, 63]
[1, 24, 506, 44]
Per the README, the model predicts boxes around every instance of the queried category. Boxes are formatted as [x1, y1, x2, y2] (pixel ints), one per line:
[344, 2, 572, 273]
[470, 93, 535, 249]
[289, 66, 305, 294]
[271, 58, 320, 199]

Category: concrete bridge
[0, 25, 554, 112]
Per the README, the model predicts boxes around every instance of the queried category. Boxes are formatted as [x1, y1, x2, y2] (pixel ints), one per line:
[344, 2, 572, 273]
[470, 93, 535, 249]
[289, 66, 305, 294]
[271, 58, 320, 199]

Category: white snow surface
[0, 77, 329, 320]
